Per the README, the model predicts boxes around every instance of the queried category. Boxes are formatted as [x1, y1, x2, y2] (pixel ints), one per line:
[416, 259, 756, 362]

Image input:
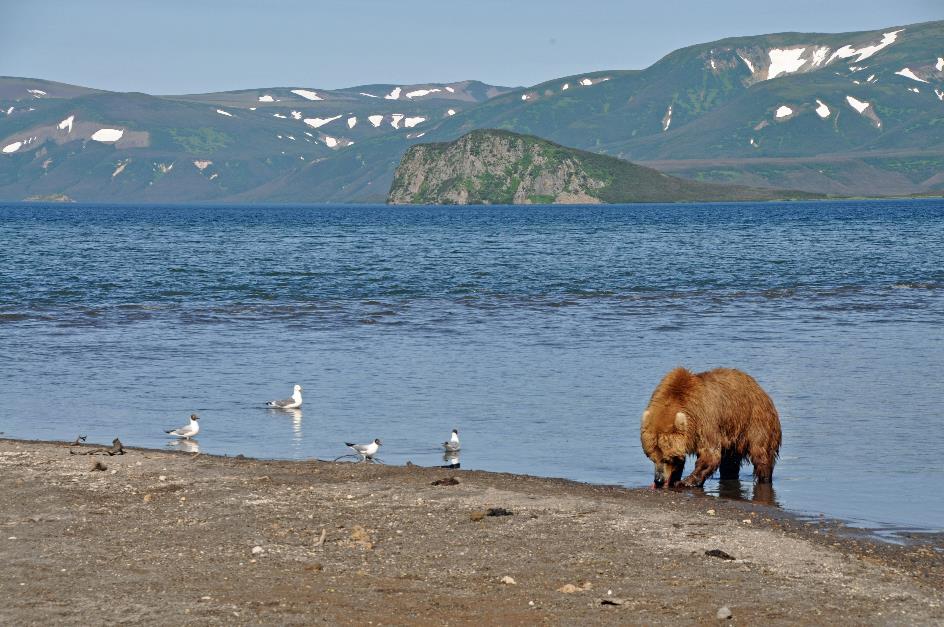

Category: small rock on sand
[705, 549, 736, 561]
[500, 576, 516, 585]
[251, 546, 264, 555]
[717, 606, 733, 620]
[558, 581, 593, 593]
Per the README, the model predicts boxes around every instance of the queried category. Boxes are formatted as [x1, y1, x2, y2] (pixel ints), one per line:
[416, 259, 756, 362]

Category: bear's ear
[674, 411, 688, 432]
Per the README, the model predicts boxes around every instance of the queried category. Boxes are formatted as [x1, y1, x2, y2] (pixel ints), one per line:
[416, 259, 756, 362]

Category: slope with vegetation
[388, 130, 815, 204]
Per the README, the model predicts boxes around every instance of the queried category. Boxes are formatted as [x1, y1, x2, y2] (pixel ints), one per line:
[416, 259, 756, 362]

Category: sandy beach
[0, 438, 941, 625]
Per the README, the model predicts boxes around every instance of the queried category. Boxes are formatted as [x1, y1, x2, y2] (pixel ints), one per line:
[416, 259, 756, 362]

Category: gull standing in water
[345, 438, 382, 462]
[165, 414, 200, 439]
[266, 384, 303, 409]
[442, 428, 460, 452]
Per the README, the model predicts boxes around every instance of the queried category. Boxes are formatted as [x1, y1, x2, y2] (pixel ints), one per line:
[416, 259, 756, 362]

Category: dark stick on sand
[70, 438, 125, 456]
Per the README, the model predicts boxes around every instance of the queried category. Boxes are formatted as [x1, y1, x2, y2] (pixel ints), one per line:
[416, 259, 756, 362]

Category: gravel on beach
[1, 439, 942, 625]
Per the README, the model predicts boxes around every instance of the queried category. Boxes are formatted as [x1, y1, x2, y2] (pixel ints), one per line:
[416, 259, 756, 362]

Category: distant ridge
[2, 20, 943, 202]
[387, 130, 818, 204]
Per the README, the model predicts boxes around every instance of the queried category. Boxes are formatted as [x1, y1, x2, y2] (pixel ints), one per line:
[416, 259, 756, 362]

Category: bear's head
[640, 406, 690, 488]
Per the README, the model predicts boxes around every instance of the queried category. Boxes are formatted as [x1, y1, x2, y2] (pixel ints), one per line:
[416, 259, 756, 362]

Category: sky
[0, 0, 940, 94]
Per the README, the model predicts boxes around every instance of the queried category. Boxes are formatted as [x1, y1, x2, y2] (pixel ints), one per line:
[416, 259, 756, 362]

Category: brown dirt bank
[1, 439, 941, 625]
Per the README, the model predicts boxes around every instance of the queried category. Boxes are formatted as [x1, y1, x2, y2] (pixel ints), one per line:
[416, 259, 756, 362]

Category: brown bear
[640, 367, 781, 488]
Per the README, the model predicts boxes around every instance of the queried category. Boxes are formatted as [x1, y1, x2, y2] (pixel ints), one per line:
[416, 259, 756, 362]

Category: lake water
[1, 200, 942, 534]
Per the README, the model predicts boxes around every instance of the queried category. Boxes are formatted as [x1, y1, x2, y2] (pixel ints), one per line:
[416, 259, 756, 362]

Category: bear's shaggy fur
[640, 367, 781, 488]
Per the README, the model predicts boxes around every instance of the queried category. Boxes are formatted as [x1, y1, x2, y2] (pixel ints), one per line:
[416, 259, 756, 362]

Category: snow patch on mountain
[258, 95, 275, 102]
[58, 115, 74, 133]
[845, 95, 870, 113]
[406, 88, 441, 99]
[347, 116, 357, 128]
[91, 128, 124, 142]
[445, 86, 455, 93]
[216, 109, 233, 117]
[304, 115, 342, 129]
[323, 136, 338, 148]
[775, 105, 793, 118]
[521, 94, 530, 101]
[193, 160, 212, 171]
[562, 82, 570, 90]
[368, 114, 383, 127]
[391, 114, 404, 129]
[738, 53, 754, 73]
[811, 46, 830, 67]
[662, 105, 672, 131]
[937, 58, 944, 72]
[815, 99, 831, 118]
[359, 92, 379, 98]
[895, 67, 928, 83]
[579, 78, 592, 86]
[768, 48, 807, 80]
[273, 113, 287, 119]
[2, 141, 22, 154]
[291, 89, 322, 101]
[828, 30, 902, 64]
[447, 109, 456, 116]
[385, 87, 402, 100]
[403, 116, 425, 128]
[112, 159, 130, 178]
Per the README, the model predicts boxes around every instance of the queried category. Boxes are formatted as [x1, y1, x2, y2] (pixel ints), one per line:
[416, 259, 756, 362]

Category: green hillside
[388, 130, 817, 204]
[2, 20, 943, 202]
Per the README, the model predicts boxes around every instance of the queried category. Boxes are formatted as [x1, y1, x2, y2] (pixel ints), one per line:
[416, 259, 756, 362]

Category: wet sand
[0, 438, 941, 625]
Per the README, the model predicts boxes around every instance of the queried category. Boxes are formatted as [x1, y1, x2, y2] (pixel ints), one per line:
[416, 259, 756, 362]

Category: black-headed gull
[345, 438, 381, 461]
[165, 414, 199, 439]
[266, 384, 303, 409]
[442, 428, 460, 452]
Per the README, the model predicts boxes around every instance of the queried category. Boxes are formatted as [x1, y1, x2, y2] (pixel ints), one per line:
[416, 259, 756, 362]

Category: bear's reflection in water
[711, 479, 780, 507]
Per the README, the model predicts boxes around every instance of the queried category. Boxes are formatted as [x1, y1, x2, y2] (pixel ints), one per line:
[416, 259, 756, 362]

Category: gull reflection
[442, 450, 460, 469]
[286, 408, 303, 438]
[168, 438, 200, 454]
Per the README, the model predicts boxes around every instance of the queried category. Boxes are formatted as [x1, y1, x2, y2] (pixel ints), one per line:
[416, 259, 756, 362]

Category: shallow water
[1, 200, 942, 532]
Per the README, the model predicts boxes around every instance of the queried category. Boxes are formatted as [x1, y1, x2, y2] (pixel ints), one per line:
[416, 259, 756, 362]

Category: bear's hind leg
[749, 449, 775, 484]
[719, 449, 742, 481]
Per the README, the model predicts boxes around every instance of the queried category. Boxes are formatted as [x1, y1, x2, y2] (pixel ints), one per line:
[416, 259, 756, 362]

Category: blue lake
[1, 200, 942, 533]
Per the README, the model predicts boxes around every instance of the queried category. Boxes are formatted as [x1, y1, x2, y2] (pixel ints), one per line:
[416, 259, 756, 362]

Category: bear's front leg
[680, 449, 721, 487]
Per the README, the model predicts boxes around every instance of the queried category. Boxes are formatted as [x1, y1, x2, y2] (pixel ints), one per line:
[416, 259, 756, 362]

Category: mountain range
[2, 20, 943, 203]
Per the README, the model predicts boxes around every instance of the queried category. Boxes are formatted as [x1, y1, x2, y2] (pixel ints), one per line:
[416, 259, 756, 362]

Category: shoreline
[9, 436, 942, 541]
[1, 437, 942, 624]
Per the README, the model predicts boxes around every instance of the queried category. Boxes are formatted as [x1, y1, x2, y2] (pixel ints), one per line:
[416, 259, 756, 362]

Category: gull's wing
[267, 397, 294, 407]
[173, 423, 198, 437]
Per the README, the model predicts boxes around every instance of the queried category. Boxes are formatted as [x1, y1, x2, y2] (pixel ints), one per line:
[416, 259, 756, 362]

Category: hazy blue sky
[1, 0, 939, 93]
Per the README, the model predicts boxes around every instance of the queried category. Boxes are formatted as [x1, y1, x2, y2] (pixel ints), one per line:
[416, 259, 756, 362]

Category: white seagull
[266, 384, 303, 409]
[442, 428, 460, 452]
[165, 414, 200, 439]
[345, 438, 382, 462]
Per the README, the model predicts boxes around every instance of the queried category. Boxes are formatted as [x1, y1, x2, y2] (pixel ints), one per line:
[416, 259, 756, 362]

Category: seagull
[345, 438, 382, 462]
[165, 414, 200, 439]
[442, 428, 460, 452]
[266, 384, 303, 409]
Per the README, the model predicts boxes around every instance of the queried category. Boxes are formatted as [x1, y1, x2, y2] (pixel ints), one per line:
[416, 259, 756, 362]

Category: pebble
[707, 509, 716, 516]
[159, 476, 167, 482]
[251, 546, 264, 555]
[717, 606, 733, 620]
[500, 576, 516, 585]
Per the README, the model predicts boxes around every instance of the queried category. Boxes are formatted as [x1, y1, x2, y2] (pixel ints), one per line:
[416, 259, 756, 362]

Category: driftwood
[70, 438, 125, 456]
[314, 528, 327, 548]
